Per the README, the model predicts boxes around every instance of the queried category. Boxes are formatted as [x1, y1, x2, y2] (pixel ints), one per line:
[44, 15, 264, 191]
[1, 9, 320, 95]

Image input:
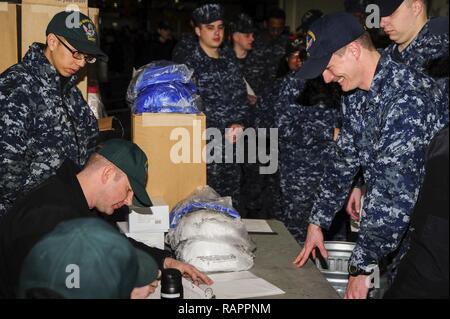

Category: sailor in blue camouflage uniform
[375, 0, 449, 91]
[348, 0, 449, 194]
[227, 13, 258, 118]
[274, 39, 341, 242]
[176, 4, 249, 209]
[347, 0, 449, 271]
[247, 8, 289, 97]
[0, 11, 105, 218]
[172, 26, 198, 64]
[294, 13, 448, 299]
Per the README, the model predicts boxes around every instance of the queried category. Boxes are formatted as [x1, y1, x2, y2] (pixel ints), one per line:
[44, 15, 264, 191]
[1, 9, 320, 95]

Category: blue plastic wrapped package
[134, 81, 200, 114]
[170, 186, 241, 229]
[128, 61, 193, 100]
[127, 60, 200, 114]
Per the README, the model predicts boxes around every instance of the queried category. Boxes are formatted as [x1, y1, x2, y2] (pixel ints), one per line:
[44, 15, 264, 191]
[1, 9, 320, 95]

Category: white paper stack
[117, 196, 169, 250]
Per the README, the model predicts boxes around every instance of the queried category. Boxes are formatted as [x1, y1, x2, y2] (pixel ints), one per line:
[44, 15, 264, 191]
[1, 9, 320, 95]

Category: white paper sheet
[242, 219, 275, 233]
[202, 271, 285, 299]
[147, 271, 285, 299]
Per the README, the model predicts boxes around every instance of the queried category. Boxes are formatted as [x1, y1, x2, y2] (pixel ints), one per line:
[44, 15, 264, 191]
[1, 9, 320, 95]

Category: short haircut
[84, 153, 125, 181]
[406, 0, 430, 10]
[335, 31, 375, 56]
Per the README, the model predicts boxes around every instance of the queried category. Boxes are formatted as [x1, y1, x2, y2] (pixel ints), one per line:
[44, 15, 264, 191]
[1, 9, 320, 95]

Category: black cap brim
[65, 37, 108, 61]
[374, 0, 404, 17]
[234, 28, 257, 34]
[296, 53, 331, 80]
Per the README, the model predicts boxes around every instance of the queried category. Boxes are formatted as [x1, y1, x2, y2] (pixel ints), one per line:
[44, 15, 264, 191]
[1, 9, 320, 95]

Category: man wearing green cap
[18, 218, 160, 299]
[0, 139, 212, 298]
[0, 10, 108, 218]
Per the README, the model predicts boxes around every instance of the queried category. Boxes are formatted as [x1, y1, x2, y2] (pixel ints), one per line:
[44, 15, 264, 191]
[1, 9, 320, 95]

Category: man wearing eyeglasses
[0, 11, 107, 218]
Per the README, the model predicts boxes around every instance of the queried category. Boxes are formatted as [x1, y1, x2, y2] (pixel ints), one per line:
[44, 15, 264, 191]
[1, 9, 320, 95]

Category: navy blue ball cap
[46, 10, 107, 60]
[370, 0, 404, 17]
[229, 13, 256, 34]
[297, 12, 365, 80]
[192, 3, 225, 25]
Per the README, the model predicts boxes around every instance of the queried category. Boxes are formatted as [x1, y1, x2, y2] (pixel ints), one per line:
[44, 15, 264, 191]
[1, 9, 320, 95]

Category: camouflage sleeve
[349, 95, 430, 270]
[297, 106, 340, 144]
[0, 78, 31, 215]
[308, 109, 360, 229]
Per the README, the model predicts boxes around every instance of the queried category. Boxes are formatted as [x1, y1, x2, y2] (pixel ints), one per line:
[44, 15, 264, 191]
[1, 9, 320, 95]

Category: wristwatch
[348, 264, 374, 277]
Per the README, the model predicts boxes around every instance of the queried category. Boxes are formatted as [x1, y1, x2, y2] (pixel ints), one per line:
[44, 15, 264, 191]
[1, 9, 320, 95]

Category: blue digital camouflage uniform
[309, 53, 448, 272]
[0, 43, 98, 218]
[246, 33, 289, 96]
[179, 42, 249, 208]
[385, 17, 449, 98]
[362, 17, 449, 274]
[274, 72, 341, 242]
[172, 32, 198, 64]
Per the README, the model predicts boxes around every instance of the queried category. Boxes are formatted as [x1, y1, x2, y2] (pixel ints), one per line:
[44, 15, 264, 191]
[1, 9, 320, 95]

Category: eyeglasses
[55, 35, 97, 64]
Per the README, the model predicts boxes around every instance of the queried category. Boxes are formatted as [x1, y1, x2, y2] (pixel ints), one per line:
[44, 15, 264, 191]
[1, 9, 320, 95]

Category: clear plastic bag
[127, 60, 200, 114]
[134, 82, 200, 114]
[167, 210, 256, 273]
[176, 239, 255, 273]
[168, 210, 253, 248]
[169, 186, 240, 229]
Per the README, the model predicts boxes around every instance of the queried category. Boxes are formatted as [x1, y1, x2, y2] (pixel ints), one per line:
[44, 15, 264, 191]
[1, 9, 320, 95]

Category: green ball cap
[18, 218, 159, 299]
[98, 139, 153, 207]
[46, 10, 108, 61]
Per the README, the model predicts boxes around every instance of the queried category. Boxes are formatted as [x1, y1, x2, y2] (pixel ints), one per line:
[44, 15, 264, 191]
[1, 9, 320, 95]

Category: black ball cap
[46, 11, 107, 61]
[296, 12, 365, 80]
[229, 13, 256, 34]
[370, 0, 404, 17]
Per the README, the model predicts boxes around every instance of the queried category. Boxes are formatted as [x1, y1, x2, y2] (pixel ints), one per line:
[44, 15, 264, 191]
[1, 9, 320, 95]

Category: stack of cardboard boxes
[127, 112, 207, 249]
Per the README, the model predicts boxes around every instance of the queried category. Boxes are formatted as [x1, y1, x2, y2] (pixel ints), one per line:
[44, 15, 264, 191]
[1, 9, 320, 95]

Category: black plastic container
[160, 268, 183, 299]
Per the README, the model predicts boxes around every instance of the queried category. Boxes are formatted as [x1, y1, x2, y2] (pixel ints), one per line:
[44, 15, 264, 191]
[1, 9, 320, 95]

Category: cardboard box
[98, 116, 113, 132]
[128, 197, 170, 233]
[22, 0, 88, 9]
[0, 3, 18, 73]
[117, 222, 166, 251]
[132, 113, 207, 211]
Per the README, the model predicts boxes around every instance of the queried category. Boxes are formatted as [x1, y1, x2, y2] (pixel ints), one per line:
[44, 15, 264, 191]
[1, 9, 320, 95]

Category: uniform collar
[22, 42, 79, 93]
[362, 53, 393, 104]
[195, 42, 227, 61]
[390, 20, 431, 57]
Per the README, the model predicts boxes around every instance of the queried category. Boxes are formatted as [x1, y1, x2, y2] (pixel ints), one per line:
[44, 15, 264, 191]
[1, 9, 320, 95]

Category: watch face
[348, 264, 359, 275]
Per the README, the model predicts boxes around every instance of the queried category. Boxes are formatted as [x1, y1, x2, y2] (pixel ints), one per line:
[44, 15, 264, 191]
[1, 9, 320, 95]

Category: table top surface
[249, 220, 340, 299]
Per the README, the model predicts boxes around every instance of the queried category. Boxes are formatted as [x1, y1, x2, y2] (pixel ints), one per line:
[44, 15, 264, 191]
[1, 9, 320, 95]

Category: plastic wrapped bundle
[176, 240, 255, 273]
[169, 186, 240, 229]
[167, 210, 256, 273]
[127, 60, 200, 114]
[134, 81, 200, 114]
[168, 210, 253, 248]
